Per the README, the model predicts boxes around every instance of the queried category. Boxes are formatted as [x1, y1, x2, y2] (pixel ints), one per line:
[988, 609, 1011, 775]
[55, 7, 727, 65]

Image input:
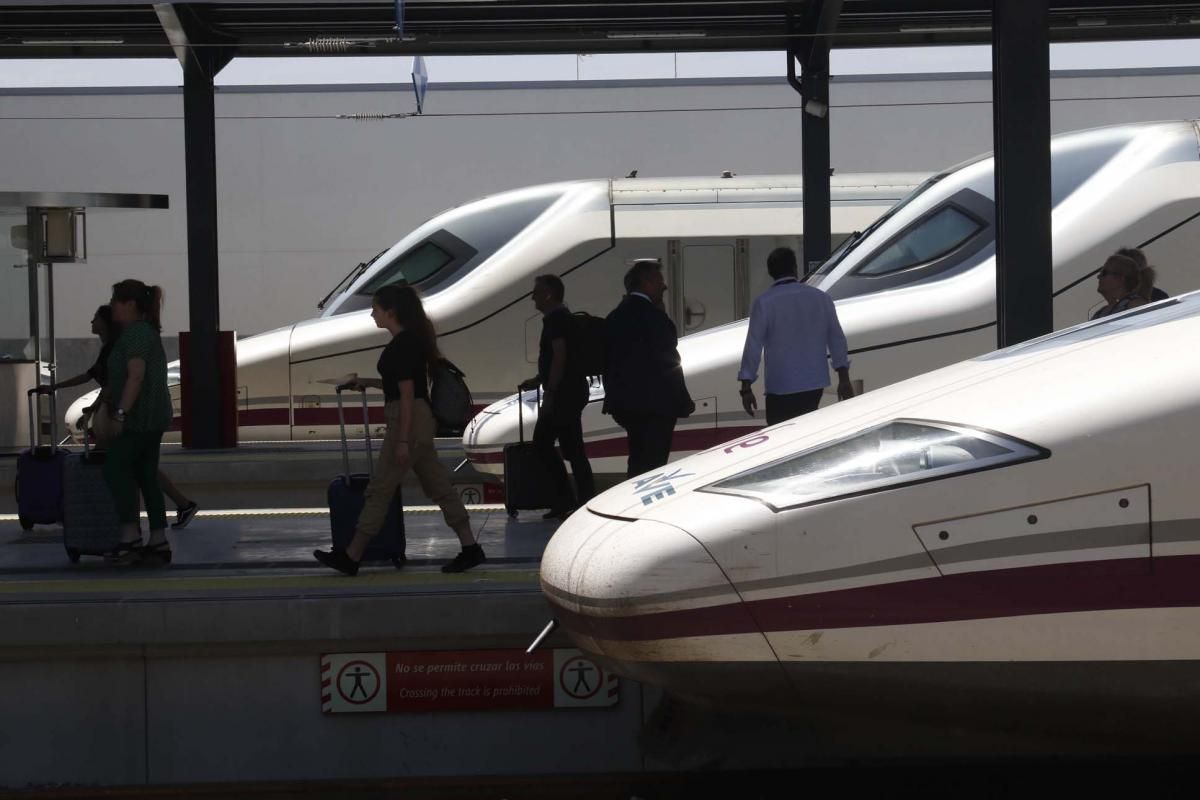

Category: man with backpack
[519, 274, 595, 519]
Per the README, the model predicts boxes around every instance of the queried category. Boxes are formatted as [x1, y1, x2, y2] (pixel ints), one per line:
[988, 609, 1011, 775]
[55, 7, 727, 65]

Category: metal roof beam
[153, 3, 237, 76]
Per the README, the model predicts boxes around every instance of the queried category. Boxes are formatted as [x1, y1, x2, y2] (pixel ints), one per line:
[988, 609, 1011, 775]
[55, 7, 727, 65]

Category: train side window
[856, 206, 982, 277]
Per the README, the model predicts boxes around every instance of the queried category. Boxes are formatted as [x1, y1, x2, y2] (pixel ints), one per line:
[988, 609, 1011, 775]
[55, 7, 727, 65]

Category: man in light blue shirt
[738, 247, 854, 425]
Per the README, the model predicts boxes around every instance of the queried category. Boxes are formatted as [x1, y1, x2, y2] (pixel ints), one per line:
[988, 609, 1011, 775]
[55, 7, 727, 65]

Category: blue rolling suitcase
[327, 384, 405, 567]
[15, 389, 65, 530]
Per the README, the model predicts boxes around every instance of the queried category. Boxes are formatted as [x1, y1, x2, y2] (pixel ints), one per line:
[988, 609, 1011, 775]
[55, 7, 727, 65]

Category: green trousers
[102, 429, 167, 530]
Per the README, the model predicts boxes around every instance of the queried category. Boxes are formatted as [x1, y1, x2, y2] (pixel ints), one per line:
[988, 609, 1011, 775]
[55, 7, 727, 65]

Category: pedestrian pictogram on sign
[322, 653, 387, 713]
[338, 660, 381, 705]
[559, 656, 600, 700]
[552, 650, 618, 708]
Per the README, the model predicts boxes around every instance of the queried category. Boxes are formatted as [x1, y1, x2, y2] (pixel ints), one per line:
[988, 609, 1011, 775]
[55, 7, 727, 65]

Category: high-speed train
[541, 291, 1200, 752]
[465, 120, 1200, 479]
[64, 173, 921, 440]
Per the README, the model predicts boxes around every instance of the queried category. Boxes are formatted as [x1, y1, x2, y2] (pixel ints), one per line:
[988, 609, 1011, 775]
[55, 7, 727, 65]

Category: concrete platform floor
[0, 506, 557, 600]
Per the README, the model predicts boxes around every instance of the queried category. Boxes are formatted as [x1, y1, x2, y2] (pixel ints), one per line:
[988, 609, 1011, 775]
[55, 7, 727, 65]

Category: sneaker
[441, 544, 486, 574]
[172, 501, 199, 529]
[314, 547, 360, 577]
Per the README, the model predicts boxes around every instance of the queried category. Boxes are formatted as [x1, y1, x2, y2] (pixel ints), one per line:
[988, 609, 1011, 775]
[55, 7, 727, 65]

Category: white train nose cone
[64, 390, 100, 440]
[463, 392, 533, 476]
[540, 510, 783, 697]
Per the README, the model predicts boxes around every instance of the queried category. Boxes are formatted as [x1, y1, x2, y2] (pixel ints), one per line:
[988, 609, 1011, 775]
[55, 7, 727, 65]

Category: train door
[667, 239, 750, 336]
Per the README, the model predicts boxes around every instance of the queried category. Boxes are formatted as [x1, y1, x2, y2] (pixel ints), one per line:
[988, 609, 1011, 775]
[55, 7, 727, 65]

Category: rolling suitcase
[15, 388, 65, 530]
[503, 386, 561, 517]
[327, 384, 405, 567]
[61, 434, 122, 563]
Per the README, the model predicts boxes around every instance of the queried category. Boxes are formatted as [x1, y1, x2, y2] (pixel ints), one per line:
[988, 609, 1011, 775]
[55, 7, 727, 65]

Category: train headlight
[701, 419, 1048, 511]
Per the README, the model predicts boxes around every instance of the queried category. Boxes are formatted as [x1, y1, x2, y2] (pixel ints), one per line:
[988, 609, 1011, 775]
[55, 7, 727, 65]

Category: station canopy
[3, 1, 1200, 59]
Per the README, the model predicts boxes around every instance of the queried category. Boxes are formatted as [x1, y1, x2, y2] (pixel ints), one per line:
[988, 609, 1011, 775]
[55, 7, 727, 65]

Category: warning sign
[320, 648, 618, 714]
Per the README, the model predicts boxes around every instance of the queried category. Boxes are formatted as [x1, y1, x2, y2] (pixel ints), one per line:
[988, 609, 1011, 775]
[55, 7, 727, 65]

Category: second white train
[466, 120, 1200, 476]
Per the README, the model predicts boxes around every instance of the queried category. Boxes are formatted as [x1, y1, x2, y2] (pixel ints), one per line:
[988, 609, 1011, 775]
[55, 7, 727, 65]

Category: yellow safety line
[0, 568, 541, 595]
[0, 504, 507, 522]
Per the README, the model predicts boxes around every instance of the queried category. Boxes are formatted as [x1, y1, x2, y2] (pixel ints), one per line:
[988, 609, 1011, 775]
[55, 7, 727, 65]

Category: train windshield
[809, 172, 948, 279]
[322, 186, 564, 316]
[810, 123, 1181, 300]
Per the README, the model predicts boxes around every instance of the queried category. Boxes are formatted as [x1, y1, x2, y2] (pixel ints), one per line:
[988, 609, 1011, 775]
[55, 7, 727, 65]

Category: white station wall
[1, 69, 1199, 339]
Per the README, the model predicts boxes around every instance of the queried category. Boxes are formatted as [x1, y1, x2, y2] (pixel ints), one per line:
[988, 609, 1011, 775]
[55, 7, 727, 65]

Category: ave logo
[632, 468, 693, 506]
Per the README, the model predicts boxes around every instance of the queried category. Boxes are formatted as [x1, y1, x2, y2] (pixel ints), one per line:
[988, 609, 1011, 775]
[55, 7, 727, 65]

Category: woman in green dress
[103, 279, 175, 563]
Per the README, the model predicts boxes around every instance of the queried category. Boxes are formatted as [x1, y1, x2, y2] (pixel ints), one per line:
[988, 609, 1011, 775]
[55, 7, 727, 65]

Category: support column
[182, 51, 223, 448]
[786, 0, 841, 276]
[992, 0, 1052, 347]
[158, 3, 236, 447]
[800, 66, 831, 276]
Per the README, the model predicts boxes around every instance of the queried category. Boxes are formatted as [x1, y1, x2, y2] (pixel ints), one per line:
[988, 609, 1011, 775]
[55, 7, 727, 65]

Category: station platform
[0, 507, 653, 789]
[0, 438, 497, 513]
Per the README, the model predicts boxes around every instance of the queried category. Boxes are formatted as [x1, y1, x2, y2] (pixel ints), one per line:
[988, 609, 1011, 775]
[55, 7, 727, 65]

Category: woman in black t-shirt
[314, 284, 484, 575]
[38, 305, 115, 419]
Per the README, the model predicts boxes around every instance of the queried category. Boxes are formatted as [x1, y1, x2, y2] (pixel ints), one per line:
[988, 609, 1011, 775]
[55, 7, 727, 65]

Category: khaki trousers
[356, 398, 469, 537]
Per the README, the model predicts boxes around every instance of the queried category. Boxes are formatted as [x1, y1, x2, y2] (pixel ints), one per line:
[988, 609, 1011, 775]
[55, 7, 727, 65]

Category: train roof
[610, 172, 928, 205]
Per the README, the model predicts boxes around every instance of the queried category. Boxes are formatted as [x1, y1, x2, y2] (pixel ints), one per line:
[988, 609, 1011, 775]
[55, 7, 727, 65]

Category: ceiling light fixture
[606, 31, 707, 40]
[898, 24, 989, 34]
[22, 38, 125, 45]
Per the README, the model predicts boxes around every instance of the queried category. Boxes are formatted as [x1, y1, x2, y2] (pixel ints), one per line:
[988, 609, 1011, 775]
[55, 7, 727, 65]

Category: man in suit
[602, 260, 695, 479]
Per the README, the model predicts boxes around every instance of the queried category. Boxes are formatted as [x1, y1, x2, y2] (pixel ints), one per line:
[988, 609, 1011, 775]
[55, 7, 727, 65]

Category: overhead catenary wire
[2, 90, 1200, 122]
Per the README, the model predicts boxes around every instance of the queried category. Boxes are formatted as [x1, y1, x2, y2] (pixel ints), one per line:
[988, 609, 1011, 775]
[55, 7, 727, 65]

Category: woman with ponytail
[104, 279, 175, 563]
[314, 283, 484, 575]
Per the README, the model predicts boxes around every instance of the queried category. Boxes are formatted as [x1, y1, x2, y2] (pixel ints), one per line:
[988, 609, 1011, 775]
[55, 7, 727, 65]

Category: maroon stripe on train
[547, 553, 1200, 643]
[466, 425, 764, 465]
[197, 403, 490, 430]
[238, 408, 291, 427]
[550, 596, 762, 642]
[293, 407, 388, 426]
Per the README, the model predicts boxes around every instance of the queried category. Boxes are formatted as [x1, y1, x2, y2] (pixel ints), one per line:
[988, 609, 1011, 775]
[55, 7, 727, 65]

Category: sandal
[106, 540, 142, 564]
[137, 541, 173, 566]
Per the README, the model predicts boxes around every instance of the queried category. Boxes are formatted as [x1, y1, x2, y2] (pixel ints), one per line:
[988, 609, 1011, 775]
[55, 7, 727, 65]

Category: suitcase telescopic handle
[26, 388, 37, 452]
[26, 387, 56, 452]
[335, 384, 375, 479]
[516, 385, 540, 444]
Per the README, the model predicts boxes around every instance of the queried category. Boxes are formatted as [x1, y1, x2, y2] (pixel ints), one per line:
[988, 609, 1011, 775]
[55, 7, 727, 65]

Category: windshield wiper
[806, 230, 861, 282]
[318, 248, 389, 310]
[317, 262, 366, 310]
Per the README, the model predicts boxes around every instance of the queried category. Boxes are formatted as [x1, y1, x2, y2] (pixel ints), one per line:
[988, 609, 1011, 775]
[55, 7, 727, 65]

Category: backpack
[428, 357, 474, 431]
[572, 312, 606, 379]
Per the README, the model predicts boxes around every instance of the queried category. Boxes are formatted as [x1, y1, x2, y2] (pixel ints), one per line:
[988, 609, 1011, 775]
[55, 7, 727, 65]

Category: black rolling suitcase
[62, 434, 122, 563]
[503, 386, 560, 517]
[327, 384, 405, 567]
